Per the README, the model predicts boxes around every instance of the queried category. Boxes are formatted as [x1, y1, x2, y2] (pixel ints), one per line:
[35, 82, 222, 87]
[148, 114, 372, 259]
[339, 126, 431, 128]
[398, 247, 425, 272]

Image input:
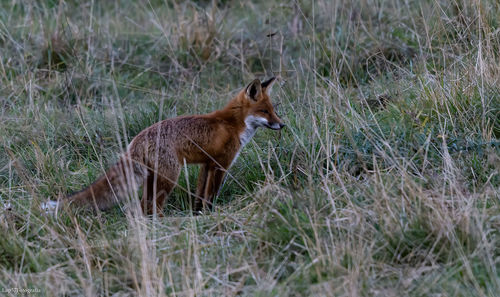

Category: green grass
[1, 0, 499, 296]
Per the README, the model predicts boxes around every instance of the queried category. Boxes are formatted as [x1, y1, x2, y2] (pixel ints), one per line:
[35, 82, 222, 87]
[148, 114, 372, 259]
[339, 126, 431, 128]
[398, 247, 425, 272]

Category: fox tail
[42, 157, 143, 213]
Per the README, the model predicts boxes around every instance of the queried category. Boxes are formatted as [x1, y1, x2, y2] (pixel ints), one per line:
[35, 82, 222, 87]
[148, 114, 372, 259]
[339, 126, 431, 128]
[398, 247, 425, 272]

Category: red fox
[43, 77, 284, 215]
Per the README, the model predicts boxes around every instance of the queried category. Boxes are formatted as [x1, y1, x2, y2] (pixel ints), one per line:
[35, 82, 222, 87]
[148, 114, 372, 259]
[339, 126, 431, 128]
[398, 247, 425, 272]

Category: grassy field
[1, 0, 499, 296]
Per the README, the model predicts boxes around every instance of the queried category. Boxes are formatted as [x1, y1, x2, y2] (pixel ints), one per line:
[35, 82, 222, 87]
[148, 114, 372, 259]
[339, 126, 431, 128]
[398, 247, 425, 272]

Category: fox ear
[262, 77, 277, 94]
[245, 79, 262, 101]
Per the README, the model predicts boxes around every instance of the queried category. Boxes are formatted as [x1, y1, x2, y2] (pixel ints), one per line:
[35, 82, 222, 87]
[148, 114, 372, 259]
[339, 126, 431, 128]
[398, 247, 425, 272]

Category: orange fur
[60, 78, 284, 215]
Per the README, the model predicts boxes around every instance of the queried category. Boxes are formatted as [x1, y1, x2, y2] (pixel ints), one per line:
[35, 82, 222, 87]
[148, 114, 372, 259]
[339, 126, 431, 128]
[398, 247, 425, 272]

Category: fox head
[243, 77, 285, 130]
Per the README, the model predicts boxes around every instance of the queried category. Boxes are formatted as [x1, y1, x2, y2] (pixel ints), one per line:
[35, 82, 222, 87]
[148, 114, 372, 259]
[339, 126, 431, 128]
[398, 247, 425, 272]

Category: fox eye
[259, 110, 269, 114]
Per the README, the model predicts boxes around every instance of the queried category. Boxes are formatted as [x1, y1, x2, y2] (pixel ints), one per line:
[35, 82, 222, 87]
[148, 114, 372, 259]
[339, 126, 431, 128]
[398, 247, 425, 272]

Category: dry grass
[0, 0, 499, 296]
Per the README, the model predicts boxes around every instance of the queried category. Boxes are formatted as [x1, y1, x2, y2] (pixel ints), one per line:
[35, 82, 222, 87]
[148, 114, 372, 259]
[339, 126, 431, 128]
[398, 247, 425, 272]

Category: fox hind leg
[153, 175, 178, 216]
[140, 171, 154, 215]
[194, 164, 209, 211]
[141, 167, 180, 216]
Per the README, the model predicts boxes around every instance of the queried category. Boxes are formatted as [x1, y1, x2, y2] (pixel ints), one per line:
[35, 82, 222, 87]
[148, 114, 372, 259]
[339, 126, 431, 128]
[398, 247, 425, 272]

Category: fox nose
[278, 123, 286, 129]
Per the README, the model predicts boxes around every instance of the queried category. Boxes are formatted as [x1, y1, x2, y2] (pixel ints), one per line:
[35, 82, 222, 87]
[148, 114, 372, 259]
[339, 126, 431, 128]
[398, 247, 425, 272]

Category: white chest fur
[239, 115, 268, 147]
[239, 123, 257, 147]
[221, 115, 268, 193]
[229, 115, 268, 167]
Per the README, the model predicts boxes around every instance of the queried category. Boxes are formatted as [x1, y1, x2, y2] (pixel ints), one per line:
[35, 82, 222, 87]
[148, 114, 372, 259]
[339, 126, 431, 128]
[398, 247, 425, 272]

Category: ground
[0, 0, 499, 296]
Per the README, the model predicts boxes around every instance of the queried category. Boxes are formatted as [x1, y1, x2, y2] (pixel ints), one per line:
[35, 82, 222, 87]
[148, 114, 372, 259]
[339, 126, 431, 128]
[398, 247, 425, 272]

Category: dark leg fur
[194, 164, 227, 211]
[141, 169, 178, 216]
